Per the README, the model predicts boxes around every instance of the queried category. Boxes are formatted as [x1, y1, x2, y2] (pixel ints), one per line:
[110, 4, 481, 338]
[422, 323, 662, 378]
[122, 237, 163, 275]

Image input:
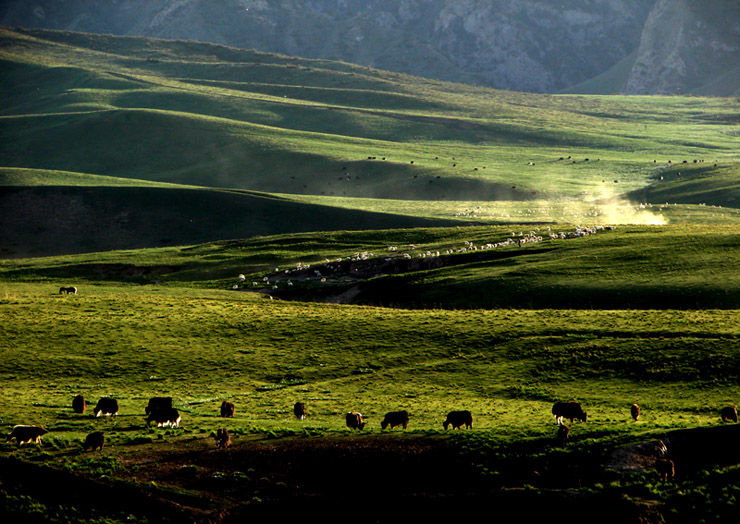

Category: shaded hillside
[0, 182, 456, 258]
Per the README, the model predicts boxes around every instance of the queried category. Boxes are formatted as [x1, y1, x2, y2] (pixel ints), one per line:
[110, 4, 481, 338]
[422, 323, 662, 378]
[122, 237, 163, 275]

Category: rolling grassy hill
[2, 27, 740, 257]
[3, 25, 740, 524]
[3, 242, 740, 521]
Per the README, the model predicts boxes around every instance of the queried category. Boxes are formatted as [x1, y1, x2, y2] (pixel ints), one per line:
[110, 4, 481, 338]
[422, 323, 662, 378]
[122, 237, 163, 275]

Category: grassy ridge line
[4, 224, 740, 310]
[2, 28, 738, 197]
[0, 166, 201, 188]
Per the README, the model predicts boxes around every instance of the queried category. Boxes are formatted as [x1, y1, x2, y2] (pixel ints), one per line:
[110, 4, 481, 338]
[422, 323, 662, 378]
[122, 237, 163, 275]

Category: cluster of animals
[344, 409, 472, 431]
[8, 395, 739, 483]
[552, 401, 740, 482]
[243, 225, 617, 291]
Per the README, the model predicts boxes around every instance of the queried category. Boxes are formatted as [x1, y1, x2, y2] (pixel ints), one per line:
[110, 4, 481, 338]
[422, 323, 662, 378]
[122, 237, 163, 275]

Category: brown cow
[381, 410, 409, 430]
[721, 406, 738, 423]
[294, 402, 306, 420]
[6, 425, 47, 445]
[215, 428, 231, 449]
[72, 394, 86, 414]
[443, 410, 473, 430]
[346, 412, 366, 430]
[220, 401, 235, 418]
[631, 403, 640, 421]
[656, 458, 675, 482]
[557, 424, 570, 447]
[83, 431, 105, 451]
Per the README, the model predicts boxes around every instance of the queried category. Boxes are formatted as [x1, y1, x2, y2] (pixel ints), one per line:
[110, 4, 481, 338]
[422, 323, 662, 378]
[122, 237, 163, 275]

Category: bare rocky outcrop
[625, 0, 740, 95]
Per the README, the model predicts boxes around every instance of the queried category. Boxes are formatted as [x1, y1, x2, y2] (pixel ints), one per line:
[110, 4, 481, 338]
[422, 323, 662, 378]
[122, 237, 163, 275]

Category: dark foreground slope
[0, 184, 455, 258]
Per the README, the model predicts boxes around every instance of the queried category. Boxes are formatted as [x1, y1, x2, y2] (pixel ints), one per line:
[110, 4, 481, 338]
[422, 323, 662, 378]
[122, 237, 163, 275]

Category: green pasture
[3, 223, 740, 309]
[2, 26, 740, 521]
[2, 27, 739, 205]
[1, 283, 739, 441]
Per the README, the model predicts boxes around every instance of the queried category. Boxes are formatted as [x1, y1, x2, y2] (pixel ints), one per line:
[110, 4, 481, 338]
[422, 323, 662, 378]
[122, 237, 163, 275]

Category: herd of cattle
[6, 397, 740, 482]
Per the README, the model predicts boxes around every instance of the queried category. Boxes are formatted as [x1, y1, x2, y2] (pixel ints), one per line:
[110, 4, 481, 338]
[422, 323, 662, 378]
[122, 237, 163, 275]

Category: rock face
[624, 0, 740, 95]
[1, 0, 738, 94]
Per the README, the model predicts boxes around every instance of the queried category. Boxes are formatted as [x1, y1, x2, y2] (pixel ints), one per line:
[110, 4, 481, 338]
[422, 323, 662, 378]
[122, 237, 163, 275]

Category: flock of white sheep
[234, 225, 616, 290]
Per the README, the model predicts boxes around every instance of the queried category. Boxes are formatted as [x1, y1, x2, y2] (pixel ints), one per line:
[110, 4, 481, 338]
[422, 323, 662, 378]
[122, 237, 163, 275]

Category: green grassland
[2, 274, 740, 521]
[2, 27, 740, 259]
[2, 26, 740, 522]
[3, 225, 740, 520]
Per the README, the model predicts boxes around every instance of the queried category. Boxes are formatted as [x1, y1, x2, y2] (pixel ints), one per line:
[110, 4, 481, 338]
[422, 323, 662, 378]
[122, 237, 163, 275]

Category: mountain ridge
[6, 0, 737, 95]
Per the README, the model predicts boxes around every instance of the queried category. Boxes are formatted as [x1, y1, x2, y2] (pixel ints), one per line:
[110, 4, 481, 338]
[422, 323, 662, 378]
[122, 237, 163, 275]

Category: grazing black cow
[72, 394, 86, 414]
[146, 408, 181, 428]
[59, 286, 77, 294]
[145, 397, 172, 415]
[655, 458, 675, 482]
[346, 412, 366, 430]
[94, 398, 119, 417]
[294, 402, 306, 420]
[220, 401, 235, 418]
[83, 431, 105, 451]
[6, 425, 46, 445]
[381, 410, 409, 430]
[557, 424, 570, 447]
[631, 403, 640, 421]
[216, 428, 231, 449]
[6, 425, 47, 445]
[552, 402, 587, 424]
[443, 410, 473, 430]
[721, 406, 738, 423]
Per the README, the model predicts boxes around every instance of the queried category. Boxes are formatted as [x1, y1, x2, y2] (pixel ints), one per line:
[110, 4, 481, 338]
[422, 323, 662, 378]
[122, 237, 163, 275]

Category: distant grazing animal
[443, 410, 473, 430]
[346, 412, 366, 430]
[6, 425, 47, 445]
[216, 428, 231, 448]
[631, 403, 640, 421]
[557, 424, 570, 447]
[94, 398, 119, 417]
[294, 402, 306, 420]
[83, 431, 105, 451]
[59, 286, 77, 294]
[220, 401, 235, 418]
[145, 397, 172, 415]
[552, 402, 587, 424]
[381, 410, 409, 430]
[655, 458, 675, 482]
[72, 394, 86, 414]
[721, 406, 738, 423]
[146, 408, 181, 428]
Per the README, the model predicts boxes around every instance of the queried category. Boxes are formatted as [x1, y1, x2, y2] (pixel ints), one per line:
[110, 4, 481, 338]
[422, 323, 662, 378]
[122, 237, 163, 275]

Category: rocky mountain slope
[1, 0, 737, 94]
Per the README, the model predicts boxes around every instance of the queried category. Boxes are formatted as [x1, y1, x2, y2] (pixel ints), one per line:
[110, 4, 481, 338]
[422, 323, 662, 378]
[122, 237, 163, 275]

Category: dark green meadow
[2, 26, 740, 523]
[3, 224, 740, 521]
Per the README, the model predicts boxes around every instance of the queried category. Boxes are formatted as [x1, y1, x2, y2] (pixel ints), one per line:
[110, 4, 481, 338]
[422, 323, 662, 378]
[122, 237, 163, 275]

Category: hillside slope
[0, 170, 456, 258]
[1, 27, 739, 256]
